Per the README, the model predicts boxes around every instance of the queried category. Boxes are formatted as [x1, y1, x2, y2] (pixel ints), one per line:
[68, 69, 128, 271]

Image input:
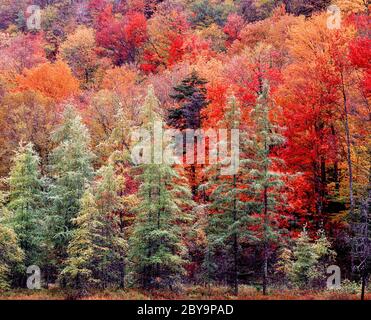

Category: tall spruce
[61, 164, 126, 292]
[6, 142, 44, 272]
[202, 95, 255, 295]
[0, 193, 24, 291]
[47, 106, 95, 268]
[169, 70, 208, 130]
[129, 86, 194, 289]
[168, 71, 208, 196]
[248, 81, 288, 295]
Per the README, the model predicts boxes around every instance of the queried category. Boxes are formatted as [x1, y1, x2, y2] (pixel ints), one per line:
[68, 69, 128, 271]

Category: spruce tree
[129, 86, 194, 289]
[279, 229, 335, 289]
[168, 71, 209, 196]
[102, 105, 137, 234]
[61, 164, 126, 292]
[202, 95, 255, 295]
[248, 81, 289, 295]
[47, 105, 95, 267]
[6, 142, 44, 271]
[93, 164, 127, 288]
[59, 189, 98, 292]
[0, 193, 24, 291]
[168, 70, 208, 130]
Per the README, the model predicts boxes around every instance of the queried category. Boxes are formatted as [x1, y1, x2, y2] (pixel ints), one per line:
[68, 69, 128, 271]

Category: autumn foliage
[0, 0, 369, 300]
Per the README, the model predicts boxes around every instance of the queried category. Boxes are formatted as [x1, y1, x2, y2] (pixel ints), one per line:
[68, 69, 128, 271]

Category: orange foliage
[15, 60, 80, 102]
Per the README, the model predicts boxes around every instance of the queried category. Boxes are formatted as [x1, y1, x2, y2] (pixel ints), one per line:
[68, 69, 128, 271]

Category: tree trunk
[232, 174, 238, 296]
[340, 73, 355, 218]
[361, 271, 366, 301]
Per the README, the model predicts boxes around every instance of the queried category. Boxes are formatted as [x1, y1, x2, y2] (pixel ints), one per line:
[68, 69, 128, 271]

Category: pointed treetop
[141, 85, 162, 126]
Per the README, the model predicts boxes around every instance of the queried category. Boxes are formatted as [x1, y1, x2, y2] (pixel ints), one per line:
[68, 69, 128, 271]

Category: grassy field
[0, 286, 369, 300]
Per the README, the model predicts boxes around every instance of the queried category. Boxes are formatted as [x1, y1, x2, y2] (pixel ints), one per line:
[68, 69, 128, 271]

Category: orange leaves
[16, 60, 80, 102]
[102, 66, 139, 96]
[202, 82, 228, 127]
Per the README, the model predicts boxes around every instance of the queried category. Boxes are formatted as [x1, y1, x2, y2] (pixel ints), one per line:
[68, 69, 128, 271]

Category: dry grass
[0, 286, 369, 300]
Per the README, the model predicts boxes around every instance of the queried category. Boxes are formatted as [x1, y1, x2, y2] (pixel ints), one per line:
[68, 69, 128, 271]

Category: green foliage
[129, 87, 194, 289]
[248, 81, 288, 241]
[277, 229, 336, 289]
[190, 0, 235, 27]
[47, 105, 95, 264]
[169, 70, 208, 130]
[246, 81, 290, 294]
[6, 142, 44, 267]
[61, 164, 126, 292]
[201, 95, 255, 293]
[0, 195, 24, 291]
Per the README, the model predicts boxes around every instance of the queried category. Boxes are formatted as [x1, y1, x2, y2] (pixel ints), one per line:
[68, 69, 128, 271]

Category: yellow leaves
[287, 12, 356, 64]
[195, 23, 227, 52]
[59, 26, 102, 87]
[60, 26, 96, 53]
[335, 0, 370, 14]
[58, 26, 96, 64]
[192, 56, 225, 85]
[0, 90, 57, 176]
[287, 14, 330, 61]
[102, 65, 140, 100]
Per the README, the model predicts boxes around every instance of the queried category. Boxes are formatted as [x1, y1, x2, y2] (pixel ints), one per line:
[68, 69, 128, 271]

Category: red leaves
[223, 13, 244, 45]
[167, 34, 185, 66]
[95, 5, 147, 65]
[349, 37, 371, 95]
[124, 11, 148, 46]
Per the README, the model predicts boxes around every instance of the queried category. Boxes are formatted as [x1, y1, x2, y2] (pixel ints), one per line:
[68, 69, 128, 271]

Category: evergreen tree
[202, 95, 255, 295]
[168, 71, 209, 196]
[61, 164, 126, 292]
[129, 86, 194, 289]
[248, 81, 289, 295]
[6, 142, 44, 270]
[277, 229, 335, 289]
[94, 164, 127, 288]
[103, 104, 138, 230]
[0, 193, 24, 291]
[59, 189, 99, 293]
[47, 105, 95, 268]
[169, 70, 208, 130]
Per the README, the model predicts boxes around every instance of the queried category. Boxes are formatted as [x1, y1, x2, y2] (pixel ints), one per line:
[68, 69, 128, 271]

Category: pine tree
[61, 164, 126, 292]
[290, 229, 335, 288]
[47, 105, 95, 268]
[59, 189, 97, 292]
[202, 95, 255, 295]
[6, 142, 44, 271]
[248, 81, 289, 295]
[129, 86, 194, 289]
[93, 164, 127, 288]
[0, 193, 24, 291]
[168, 71, 209, 196]
[169, 70, 208, 130]
[103, 104, 139, 272]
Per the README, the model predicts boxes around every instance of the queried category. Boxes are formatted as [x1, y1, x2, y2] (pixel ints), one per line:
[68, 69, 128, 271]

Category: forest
[0, 0, 370, 300]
